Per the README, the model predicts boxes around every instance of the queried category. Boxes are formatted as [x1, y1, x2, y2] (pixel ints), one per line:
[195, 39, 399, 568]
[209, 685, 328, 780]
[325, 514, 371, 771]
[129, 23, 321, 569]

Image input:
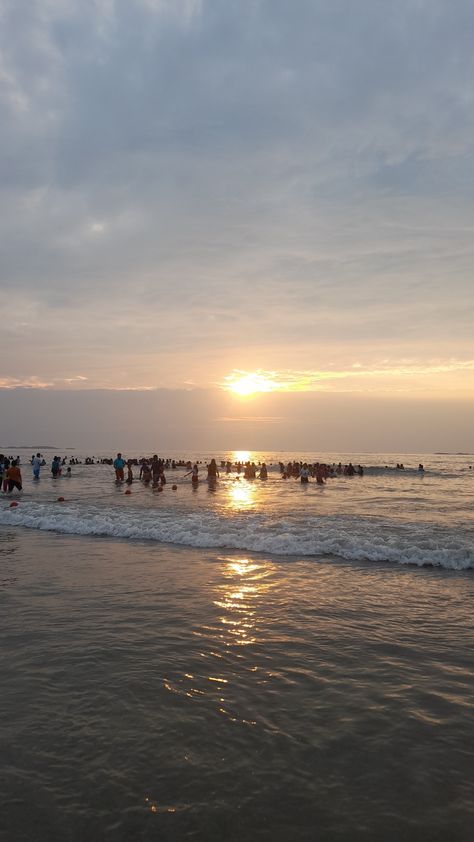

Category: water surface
[1, 528, 473, 841]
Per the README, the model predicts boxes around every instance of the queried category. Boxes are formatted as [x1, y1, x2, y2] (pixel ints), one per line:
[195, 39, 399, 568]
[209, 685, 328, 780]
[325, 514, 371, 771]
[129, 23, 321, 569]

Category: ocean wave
[1, 501, 473, 571]
[359, 466, 447, 478]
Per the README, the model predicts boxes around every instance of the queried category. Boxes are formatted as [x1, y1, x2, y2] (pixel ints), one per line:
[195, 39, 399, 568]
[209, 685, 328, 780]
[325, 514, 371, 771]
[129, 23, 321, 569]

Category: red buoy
[9, 501, 18, 508]
[124, 489, 131, 495]
[172, 484, 177, 491]
[57, 497, 65, 502]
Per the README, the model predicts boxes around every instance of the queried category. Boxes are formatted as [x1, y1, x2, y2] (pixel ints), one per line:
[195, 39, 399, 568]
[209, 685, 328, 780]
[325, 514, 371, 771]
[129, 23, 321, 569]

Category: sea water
[0, 451, 473, 841]
[1, 450, 473, 569]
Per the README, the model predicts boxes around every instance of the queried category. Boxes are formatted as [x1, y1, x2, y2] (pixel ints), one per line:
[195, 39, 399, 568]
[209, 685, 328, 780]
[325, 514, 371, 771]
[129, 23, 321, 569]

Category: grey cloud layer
[1, 0, 474, 376]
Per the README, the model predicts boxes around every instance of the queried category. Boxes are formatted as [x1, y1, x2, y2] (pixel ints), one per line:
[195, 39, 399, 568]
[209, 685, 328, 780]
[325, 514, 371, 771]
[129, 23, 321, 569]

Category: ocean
[1, 450, 473, 840]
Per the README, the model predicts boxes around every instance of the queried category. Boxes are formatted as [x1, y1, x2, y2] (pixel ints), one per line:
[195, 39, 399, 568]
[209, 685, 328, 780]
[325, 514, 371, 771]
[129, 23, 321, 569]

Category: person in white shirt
[299, 464, 310, 484]
[32, 453, 42, 480]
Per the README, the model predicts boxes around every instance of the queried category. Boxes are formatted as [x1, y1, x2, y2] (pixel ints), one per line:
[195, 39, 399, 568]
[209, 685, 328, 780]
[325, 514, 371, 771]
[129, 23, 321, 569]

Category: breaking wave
[1, 501, 473, 571]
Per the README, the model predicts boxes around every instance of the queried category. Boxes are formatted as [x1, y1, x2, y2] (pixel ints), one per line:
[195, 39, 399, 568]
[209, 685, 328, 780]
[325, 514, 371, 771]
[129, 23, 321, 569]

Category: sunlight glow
[227, 483, 256, 509]
[233, 450, 251, 462]
[223, 371, 279, 396]
[220, 360, 474, 397]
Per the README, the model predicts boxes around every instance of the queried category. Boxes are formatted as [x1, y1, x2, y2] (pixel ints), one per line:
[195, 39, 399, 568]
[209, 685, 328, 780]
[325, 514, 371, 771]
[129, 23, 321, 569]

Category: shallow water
[1, 450, 473, 569]
[1, 527, 473, 841]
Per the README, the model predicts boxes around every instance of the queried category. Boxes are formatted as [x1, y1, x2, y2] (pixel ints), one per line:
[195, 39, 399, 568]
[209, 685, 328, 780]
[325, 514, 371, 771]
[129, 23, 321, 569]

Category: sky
[1, 0, 473, 451]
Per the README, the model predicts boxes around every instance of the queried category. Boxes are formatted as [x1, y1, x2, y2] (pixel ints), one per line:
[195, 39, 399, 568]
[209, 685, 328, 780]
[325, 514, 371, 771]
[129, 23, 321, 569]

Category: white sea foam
[1, 501, 473, 570]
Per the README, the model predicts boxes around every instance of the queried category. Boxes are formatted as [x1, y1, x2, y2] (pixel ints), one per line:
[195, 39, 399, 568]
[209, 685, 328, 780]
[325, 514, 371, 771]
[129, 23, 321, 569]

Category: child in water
[184, 464, 199, 485]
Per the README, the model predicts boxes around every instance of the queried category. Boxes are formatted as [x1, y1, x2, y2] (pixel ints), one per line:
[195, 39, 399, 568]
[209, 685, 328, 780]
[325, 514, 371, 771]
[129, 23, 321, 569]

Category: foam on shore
[1, 500, 472, 570]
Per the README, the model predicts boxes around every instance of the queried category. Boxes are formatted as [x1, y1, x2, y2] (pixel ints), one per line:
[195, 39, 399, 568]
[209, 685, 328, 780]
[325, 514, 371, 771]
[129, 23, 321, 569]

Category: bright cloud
[222, 361, 474, 395]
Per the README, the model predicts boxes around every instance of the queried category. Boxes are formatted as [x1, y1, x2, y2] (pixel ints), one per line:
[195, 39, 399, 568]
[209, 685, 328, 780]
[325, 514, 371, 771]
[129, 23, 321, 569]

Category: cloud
[1, 0, 473, 400]
[221, 360, 474, 395]
[216, 416, 285, 424]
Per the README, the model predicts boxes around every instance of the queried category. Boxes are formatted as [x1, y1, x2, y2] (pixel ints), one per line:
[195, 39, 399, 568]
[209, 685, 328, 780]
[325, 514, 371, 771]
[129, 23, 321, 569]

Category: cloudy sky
[1, 0, 473, 450]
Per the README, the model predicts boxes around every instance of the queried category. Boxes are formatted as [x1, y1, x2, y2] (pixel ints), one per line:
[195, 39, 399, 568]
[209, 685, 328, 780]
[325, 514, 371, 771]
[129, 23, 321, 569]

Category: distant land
[4, 445, 59, 450]
[435, 452, 473, 456]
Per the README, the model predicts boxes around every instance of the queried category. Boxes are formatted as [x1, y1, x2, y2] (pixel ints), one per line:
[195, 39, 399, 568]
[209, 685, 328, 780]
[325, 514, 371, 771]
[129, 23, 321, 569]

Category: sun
[224, 371, 278, 397]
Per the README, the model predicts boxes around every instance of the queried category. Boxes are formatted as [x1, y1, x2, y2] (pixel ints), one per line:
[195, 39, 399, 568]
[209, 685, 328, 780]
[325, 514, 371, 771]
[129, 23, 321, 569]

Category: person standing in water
[6, 460, 22, 493]
[2, 457, 10, 492]
[32, 453, 42, 480]
[207, 459, 219, 482]
[299, 463, 310, 484]
[140, 461, 152, 485]
[113, 453, 126, 482]
[184, 464, 200, 485]
[51, 455, 61, 478]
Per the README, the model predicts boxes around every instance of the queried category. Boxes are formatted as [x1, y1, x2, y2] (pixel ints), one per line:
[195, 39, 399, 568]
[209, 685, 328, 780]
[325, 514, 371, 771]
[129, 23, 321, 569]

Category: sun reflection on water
[213, 556, 274, 650]
[233, 450, 252, 463]
[227, 482, 256, 510]
[164, 555, 277, 728]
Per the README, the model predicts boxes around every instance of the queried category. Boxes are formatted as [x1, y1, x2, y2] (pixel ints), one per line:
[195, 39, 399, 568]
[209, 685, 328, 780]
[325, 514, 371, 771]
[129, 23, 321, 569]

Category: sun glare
[224, 371, 278, 397]
[234, 450, 251, 462]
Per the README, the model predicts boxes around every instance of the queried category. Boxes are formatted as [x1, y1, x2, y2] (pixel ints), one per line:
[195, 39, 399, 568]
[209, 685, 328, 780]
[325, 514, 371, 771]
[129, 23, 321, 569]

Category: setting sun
[223, 371, 279, 397]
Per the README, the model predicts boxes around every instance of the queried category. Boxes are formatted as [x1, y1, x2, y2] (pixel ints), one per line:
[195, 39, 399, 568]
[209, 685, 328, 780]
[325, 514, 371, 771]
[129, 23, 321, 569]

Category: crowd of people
[0, 452, 75, 493]
[0, 451, 434, 496]
[109, 454, 365, 487]
[278, 461, 364, 481]
[0, 455, 23, 493]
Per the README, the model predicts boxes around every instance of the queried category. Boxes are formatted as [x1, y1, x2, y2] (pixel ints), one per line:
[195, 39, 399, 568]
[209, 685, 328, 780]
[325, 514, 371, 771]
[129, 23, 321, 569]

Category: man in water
[113, 453, 126, 482]
[51, 455, 62, 478]
[6, 460, 22, 493]
[32, 453, 42, 480]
